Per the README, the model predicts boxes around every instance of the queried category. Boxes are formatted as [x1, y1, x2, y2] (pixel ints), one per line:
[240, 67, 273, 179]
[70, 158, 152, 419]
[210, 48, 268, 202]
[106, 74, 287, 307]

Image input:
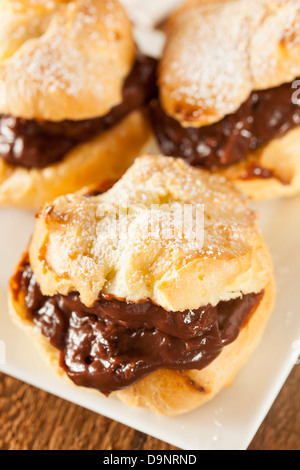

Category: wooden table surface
[0, 365, 299, 450]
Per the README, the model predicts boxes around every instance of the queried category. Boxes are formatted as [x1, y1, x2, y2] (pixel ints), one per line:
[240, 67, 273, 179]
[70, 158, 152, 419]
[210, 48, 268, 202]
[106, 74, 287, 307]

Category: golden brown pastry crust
[28, 155, 273, 312]
[0, 0, 135, 121]
[9, 254, 275, 416]
[160, 0, 300, 127]
[0, 111, 151, 209]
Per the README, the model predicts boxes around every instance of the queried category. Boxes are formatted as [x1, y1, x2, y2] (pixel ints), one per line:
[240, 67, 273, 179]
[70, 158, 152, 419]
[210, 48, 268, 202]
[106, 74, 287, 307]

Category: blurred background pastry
[150, 0, 300, 200]
[0, 0, 156, 208]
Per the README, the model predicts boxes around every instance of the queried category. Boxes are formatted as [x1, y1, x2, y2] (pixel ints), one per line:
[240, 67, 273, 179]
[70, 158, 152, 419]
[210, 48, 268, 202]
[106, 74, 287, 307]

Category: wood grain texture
[0, 366, 299, 450]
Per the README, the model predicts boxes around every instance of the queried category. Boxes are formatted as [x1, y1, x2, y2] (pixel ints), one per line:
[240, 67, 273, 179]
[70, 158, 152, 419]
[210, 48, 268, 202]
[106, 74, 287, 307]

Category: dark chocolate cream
[0, 55, 158, 169]
[18, 263, 263, 395]
[150, 79, 300, 170]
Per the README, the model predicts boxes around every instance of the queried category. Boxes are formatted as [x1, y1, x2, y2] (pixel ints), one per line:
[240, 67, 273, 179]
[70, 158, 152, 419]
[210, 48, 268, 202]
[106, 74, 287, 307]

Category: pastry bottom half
[9, 253, 275, 416]
[218, 127, 300, 200]
[0, 111, 151, 210]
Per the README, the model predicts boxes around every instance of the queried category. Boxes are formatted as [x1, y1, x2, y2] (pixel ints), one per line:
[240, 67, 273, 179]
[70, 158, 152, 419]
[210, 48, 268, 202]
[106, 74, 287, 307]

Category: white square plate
[1, 0, 300, 451]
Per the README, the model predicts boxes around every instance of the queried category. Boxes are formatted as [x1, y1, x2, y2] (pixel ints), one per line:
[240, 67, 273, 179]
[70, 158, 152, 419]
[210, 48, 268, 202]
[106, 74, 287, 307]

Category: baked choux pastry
[0, 0, 156, 208]
[9, 155, 275, 415]
[150, 0, 300, 200]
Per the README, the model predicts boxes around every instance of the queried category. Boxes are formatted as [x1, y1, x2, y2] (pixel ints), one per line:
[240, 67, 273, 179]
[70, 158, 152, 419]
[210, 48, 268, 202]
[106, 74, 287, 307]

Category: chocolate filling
[150, 79, 300, 170]
[18, 263, 263, 395]
[0, 55, 158, 169]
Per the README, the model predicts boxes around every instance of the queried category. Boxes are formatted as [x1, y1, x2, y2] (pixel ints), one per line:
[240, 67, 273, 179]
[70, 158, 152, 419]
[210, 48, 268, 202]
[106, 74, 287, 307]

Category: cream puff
[9, 154, 275, 415]
[150, 0, 300, 200]
[0, 0, 157, 208]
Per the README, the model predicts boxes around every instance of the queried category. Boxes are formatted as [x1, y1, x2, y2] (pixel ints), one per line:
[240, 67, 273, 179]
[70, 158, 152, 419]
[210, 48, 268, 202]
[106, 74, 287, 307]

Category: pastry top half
[29, 154, 272, 312]
[160, 0, 300, 127]
[0, 0, 134, 121]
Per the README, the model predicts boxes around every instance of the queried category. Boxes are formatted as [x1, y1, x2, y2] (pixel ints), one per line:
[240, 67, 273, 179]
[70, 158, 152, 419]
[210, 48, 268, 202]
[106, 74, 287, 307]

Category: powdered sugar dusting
[0, 0, 134, 120]
[161, 0, 300, 125]
[31, 155, 271, 310]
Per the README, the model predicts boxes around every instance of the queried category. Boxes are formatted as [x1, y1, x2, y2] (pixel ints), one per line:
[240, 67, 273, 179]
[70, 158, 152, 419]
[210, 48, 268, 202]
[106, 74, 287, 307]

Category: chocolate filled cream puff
[0, 0, 157, 208]
[150, 0, 300, 200]
[9, 155, 275, 415]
